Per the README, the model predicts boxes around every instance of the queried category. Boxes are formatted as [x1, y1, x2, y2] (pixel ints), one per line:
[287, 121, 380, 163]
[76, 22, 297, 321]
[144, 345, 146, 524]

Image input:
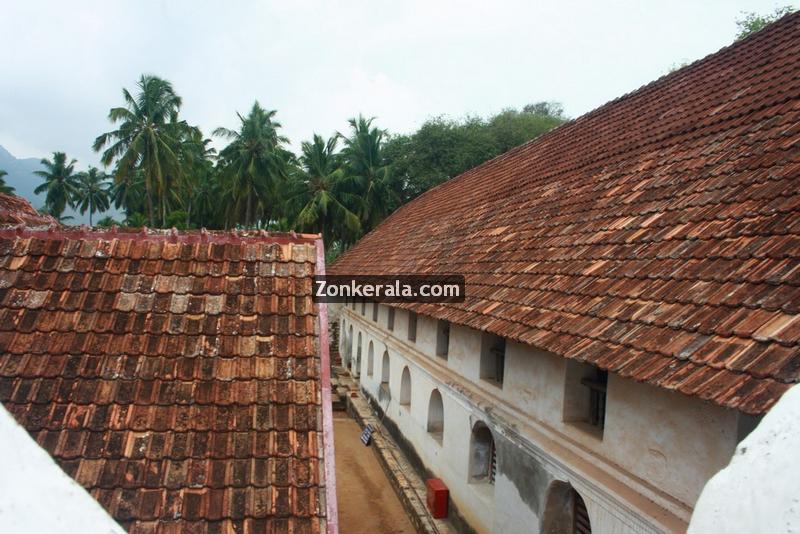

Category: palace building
[330, 12, 800, 534]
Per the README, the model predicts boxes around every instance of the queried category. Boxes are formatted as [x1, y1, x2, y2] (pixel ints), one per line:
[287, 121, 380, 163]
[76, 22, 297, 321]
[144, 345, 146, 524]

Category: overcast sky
[0, 0, 786, 168]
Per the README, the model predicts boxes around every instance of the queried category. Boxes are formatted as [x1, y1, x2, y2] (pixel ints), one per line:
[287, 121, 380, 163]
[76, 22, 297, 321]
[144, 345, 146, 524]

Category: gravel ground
[333, 412, 415, 534]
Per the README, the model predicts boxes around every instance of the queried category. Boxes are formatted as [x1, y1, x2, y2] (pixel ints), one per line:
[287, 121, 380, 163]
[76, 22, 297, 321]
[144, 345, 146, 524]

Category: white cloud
[0, 0, 778, 168]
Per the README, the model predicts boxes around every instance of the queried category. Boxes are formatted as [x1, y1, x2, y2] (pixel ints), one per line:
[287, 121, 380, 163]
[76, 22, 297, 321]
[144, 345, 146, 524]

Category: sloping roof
[0, 227, 337, 533]
[331, 13, 800, 415]
[0, 194, 56, 227]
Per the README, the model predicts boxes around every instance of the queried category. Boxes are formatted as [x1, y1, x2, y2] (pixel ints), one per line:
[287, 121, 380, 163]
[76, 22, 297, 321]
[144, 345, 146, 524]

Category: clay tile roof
[330, 13, 800, 415]
[0, 193, 56, 227]
[0, 227, 337, 533]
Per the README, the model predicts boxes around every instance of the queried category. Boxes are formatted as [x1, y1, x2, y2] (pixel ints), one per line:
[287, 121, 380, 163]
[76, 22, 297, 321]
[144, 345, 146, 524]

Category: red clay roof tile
[0, 194, 57, 227]
[331, 13, 800, 414]
[0, 228, 332, 532]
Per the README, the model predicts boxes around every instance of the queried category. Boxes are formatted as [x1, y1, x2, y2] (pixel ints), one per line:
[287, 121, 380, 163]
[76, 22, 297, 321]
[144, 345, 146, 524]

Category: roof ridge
[0, 226, 320, 245]
[430, 13, 797, 193]
[337, 11, 800, 266]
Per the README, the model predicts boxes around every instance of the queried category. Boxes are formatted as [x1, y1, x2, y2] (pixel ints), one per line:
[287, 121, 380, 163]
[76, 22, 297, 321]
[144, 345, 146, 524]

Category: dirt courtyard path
[333, 412, 415, 534]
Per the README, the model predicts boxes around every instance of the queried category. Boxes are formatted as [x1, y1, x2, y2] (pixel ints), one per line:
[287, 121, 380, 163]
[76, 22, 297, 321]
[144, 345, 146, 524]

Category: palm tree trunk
[245, 193, 253, 228]
[146, 189, 155, 227]
[159, 180, 167, 228]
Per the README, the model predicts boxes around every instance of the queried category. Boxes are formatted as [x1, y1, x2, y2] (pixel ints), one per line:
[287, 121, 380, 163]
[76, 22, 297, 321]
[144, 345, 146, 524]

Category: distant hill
[0, 145, 45, 206]
[0, 145, 121, 225]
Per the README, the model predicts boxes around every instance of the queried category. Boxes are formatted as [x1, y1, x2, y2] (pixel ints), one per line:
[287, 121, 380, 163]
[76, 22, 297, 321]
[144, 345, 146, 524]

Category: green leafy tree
[340, 115, 398, 232]
[0, 170, 14, 195]
[75, 167, 111, 226]
[487, 106, 565, 153]
[124, 212, 148, 228]
[384, 102, 565, 201]
[33, 152, 80, 219]
[214, 102, 290, 228]
[385, 116, 496, 201]
[96, 215, 120, 227]
[189, 168, 223, 229]
[110, 171, 146, 218]
[93, 74, 185, 227]
[736, 6, 796, 40]
[289, 134, 361, 243]
[165, 209, 190, 230]
[177, 126, 217, 228]
[522, 102, 564, 117]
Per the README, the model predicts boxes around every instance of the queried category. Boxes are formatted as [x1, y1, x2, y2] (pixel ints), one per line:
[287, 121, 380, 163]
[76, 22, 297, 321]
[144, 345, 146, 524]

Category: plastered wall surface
[339, 305, 743, 533]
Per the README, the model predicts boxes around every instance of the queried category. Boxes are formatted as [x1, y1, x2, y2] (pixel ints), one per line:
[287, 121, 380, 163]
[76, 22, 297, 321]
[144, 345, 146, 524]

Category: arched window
[355, 350, 361, 378]
[347, 325, 353, 360]
[400, 367, 411, 407]
[541, 481, 592, 534]
[340, 319, 346, 353]
[381, 351, 390, 386]
[427, 389, 444, 443]
[367, 341, 374, 377]
[378, 350, 391, 403]
[469, 421, 496, 484]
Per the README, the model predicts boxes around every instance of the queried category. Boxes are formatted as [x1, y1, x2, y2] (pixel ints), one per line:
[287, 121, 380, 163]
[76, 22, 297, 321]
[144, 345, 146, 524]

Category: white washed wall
[340, 305, 743, 533]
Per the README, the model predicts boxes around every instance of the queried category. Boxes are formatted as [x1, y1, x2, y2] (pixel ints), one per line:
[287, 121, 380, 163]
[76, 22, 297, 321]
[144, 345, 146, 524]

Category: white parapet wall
[688, 384, 800, 534]
[0, 405, 125, 534]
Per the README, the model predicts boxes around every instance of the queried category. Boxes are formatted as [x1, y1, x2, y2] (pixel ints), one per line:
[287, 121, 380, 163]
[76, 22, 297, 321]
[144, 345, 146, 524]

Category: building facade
[336, 302, 756, 533]
[328, 14, 800, 533]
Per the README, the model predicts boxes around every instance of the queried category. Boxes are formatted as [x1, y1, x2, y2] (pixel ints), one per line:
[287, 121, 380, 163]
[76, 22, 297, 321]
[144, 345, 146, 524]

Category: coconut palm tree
[75, 167, 111, 226]
[290, 134, 361, 243]
[93, 74, 184, 227]
[33, 152, 79, 219]
[109, 169, 146, 218]
[0, 170, 14, 195]
[176, 126, 216, 227]
[214, 102, 290, 228]
[340, 115, 398, 232]
[187, 165, 221, 228]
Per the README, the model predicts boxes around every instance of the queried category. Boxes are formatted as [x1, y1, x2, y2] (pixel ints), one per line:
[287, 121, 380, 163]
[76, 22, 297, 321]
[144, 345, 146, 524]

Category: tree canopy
[735, 6, 796, 40]
[93, 74, 192, 227]
[0, 170, 14, 195]
[33, 152, 80, 220]
[27, 73, 566, 260]
[385, 103, 565, 201]
[16, 10, 789, 258]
